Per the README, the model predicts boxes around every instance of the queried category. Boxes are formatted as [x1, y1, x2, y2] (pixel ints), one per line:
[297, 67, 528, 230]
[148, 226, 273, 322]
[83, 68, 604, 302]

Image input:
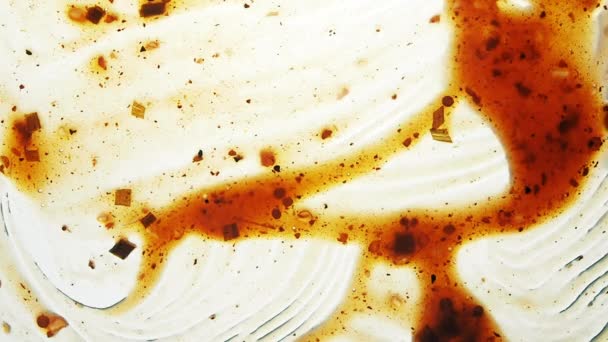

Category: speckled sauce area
[0, 0, 608, 341]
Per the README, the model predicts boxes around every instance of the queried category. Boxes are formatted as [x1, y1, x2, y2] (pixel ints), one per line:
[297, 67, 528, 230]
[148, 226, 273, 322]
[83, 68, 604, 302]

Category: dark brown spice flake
[223, 223, 239, 241]
[140, 212, 157, 228]
[139, 1, 167, 17]
[115, 189, 132, 206]
[85, 6, 106, 24]
[260, 149, 276, 167]
[193, 150, 203, 162]
[109, 238, 136, 259]
[25, 112, 41, 133]
[24, 149, 40, 162]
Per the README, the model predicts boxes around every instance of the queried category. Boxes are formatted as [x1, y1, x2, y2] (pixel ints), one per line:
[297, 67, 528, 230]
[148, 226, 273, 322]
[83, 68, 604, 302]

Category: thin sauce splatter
[0, 0, 605, 340]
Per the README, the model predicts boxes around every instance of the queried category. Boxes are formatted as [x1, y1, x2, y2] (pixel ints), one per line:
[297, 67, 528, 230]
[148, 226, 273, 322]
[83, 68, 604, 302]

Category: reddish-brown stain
[1, 0, 606, 340]
[321, 128, 333, 140]
[35, 312, 68, 338]
[259, 148, 277, 167]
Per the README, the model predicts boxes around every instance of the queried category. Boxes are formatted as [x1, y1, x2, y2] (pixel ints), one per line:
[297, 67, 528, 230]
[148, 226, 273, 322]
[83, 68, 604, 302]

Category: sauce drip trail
[0, 0, 605, 340]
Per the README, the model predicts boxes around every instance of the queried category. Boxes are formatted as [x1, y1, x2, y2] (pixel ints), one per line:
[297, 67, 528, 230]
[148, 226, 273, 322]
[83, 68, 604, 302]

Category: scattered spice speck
[260, 149, 276, 167]
[193, 149, 203, 162]
[2, 322, 10, 334]
[97, 56, 107, 70]
[68, 7, 86, 22]
[36, 313, 68, 338]
[131, 101, 146, 118]
[140, 212, 157, 228]
[114, 189, 132, 206]
[321, 129, 333, 140]
[337, 87, 350, 100]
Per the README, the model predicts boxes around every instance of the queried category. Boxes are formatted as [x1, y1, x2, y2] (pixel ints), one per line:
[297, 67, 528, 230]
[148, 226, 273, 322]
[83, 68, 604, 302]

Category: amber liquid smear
[1, 0, 606, 341]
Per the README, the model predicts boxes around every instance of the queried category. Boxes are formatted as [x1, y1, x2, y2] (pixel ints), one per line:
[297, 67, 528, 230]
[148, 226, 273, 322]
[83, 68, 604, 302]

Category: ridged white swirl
[0, 0, 606, 341]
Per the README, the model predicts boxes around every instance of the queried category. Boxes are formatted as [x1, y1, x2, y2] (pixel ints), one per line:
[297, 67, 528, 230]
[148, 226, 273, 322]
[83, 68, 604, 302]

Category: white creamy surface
[0, 0, 607, 341]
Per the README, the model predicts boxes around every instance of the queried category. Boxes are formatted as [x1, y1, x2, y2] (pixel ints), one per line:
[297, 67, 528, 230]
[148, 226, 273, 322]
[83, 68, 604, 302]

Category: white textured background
[0, 0, 607, 341]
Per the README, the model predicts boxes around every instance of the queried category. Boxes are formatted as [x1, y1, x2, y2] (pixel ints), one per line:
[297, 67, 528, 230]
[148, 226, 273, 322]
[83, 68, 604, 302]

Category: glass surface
[0, 0, 607, 341]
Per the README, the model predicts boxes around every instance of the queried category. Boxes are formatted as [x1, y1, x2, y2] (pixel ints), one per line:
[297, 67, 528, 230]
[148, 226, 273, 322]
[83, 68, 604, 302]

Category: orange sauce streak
[1, 0, 606, 340]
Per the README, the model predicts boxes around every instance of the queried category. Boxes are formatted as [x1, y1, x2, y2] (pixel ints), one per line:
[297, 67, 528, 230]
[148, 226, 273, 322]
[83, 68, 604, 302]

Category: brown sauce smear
[1, 0, 606, 340]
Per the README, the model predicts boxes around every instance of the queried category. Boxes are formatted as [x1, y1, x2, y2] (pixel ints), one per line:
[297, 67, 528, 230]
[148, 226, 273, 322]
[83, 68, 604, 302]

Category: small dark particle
[282, 197, 293, 207]
[441, 96, 454, 107]
[514, 82, 531, 97]
[139, 212, 157, 228]
[321, 129, 333, 140]
[393, 233, 415, 254]
[222, 223, 239, 241]
[485, 36, 500, 51]
[403, 137, 412, 147]
[472, 305, 484, 317]
[399, 217, 409, 227]
[443, 224, 455, 235]
[432, 106, 445, 129]
[431, 274, 436, 283]
[260, 149, 276, 167]
[24, 149, 40, 162]
[25, 50, 32, 55]
[429, 14, 440, 23]
[271, 208, 282, 219]
[558, 113, 579, 134]
[97, 56, 107, 70]
[25, 112, 41, 133]
[114, 189, 132, 206]
[193, 149, 203, 162]
[85, 5, 106, 24]
[273, 187, 286, 199]
[464, 87, 481, 105]
[36, 315, 50, 328]
[139, 1, 167, 18]
[368, 240, 381, 254]
[104, 14, 118, 23]
[109, 239, 136, 259]
[587, 137, 602, 151]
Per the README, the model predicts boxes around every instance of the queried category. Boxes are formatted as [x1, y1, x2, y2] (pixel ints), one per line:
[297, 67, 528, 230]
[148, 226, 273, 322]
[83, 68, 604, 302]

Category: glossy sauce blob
[1, 0, 605, 340]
